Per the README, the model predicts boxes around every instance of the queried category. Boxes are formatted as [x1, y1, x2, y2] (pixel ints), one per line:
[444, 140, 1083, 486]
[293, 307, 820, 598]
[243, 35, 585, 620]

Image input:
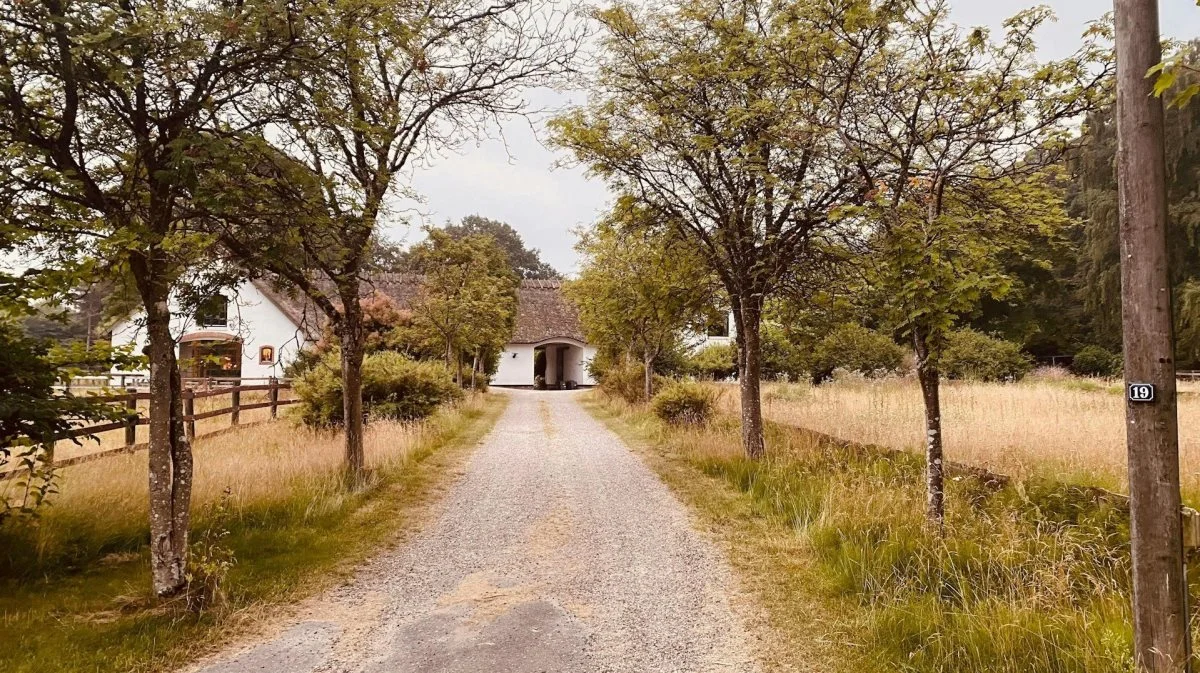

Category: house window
[195, 295, 228, 327]
[259, 345, 276, 364]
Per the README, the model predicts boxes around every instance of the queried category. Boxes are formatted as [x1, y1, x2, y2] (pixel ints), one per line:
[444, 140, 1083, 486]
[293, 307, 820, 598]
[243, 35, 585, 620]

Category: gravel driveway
[192, 389, 762, 673]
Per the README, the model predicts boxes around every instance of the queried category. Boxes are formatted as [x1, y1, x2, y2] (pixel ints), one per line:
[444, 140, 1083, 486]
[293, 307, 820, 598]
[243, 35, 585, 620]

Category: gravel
[191, 389, 762, 673]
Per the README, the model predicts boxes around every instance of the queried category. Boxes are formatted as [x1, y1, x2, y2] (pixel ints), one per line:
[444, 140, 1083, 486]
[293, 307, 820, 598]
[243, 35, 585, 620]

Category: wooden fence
[2, 379, 298, 477]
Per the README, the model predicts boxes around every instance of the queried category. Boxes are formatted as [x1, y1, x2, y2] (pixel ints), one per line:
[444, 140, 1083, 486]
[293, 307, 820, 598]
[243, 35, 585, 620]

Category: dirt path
[190, 390, 762, 673]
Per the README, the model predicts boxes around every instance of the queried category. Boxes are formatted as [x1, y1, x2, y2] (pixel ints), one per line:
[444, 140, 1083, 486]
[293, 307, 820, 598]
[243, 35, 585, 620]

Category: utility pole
[1113, 1, 1191, 670]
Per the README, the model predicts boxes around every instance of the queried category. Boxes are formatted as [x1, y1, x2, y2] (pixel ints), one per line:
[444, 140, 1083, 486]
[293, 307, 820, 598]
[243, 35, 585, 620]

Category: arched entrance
[178, 331, 242, 379]
[532, 338, 588, 389]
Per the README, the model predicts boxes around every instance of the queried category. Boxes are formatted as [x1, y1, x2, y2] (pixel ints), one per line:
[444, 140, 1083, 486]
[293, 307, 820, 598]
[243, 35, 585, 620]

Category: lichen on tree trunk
[144, 291, 193, 598]
[913, 327, 945, 529]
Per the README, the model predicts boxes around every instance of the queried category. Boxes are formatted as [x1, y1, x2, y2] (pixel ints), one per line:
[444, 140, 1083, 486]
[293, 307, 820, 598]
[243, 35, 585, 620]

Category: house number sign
[1128, 383, 1156, 403]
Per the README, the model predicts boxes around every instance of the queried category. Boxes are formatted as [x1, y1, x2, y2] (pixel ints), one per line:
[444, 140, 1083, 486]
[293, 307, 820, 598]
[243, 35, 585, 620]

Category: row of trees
[553, 0, 1112, 527]
[1, 0, 579, 597]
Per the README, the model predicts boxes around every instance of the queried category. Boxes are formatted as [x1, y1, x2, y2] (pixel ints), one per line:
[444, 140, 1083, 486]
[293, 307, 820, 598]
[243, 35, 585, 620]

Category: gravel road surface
[191, 389, 762, 673]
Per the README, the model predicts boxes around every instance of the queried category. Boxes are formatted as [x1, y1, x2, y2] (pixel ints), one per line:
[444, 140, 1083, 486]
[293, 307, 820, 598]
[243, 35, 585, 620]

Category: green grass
[584, 393, 1200, 673]
[0, 394, 507, 673]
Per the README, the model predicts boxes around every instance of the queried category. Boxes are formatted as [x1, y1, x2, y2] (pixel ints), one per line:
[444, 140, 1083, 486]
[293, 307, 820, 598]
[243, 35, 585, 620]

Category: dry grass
[717, 375, 1200, 495]
[7, 394, 486, 565]
[586, 392, 1158, 673]
[0, 392, 507, 673]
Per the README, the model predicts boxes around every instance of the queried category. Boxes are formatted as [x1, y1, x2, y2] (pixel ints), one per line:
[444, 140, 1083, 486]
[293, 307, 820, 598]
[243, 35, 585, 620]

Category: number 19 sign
[1128, 383, 1156, 403]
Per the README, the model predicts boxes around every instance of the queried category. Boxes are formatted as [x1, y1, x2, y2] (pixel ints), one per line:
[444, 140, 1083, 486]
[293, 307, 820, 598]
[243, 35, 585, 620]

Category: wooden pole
[269, 377, 279, 420]
[124, 389, 137, 447]
[230, 387, 241, 427]
[1114, 1, 1191, 670]
[183, 390, 196, 442]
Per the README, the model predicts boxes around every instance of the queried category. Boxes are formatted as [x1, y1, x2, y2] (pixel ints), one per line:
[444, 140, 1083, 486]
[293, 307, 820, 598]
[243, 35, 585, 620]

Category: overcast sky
[388, 0, 1200, 276]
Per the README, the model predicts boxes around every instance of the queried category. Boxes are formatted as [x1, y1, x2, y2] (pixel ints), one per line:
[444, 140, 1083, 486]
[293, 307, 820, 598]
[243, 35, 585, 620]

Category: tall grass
[0, 393, 506, 673]
[723, 375, 1200, 496]
[588, 394, 1198, 673]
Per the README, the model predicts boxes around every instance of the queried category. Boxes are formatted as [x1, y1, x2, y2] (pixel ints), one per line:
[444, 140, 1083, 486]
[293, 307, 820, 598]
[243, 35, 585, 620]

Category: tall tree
[406, 228, 518, 383]
[1071, 42, 1200, 360]
[844, 2, 1110, 526]
[0, 0, 297, 597]
[445, 216, 560, 280]
[206, 0, 579, 480]
[551, 0, 892, 458]
[566, 198, 718, 401]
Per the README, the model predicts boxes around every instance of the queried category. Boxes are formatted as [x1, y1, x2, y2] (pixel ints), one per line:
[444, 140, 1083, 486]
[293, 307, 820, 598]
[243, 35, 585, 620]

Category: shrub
[295, 350, 462, 427]
[598, 360, 670, 404]
[651, 381, 719, 425]
[812, 323, 906, 380]
[689, 342, 737, 380]
[1071, 345, 1122, 378]
[941, 329, 1034, 382]
[759, 323, 809, 381]
[651, 343, 693, 378]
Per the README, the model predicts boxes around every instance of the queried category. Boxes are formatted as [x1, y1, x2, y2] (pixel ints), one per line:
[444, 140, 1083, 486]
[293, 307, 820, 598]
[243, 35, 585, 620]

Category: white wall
[494, 344, 536, 386]
[493, 340, 597, 387]
[566, 344, 597, 385]
[110, 281, 312, 379]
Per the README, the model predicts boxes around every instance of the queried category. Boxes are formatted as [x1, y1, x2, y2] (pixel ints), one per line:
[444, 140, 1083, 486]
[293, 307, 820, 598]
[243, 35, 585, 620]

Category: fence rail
[2, 379, 298, 478]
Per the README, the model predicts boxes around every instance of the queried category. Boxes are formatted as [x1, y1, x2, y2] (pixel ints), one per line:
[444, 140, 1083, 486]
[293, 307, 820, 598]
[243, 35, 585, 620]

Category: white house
[111, 276, 598, 387]
[109, 280, 311, 381]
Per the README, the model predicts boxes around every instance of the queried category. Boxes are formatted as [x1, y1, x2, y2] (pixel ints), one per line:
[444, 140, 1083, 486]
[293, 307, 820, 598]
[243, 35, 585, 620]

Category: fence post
[230, 386, 241, 427]
[124, 388, 137, 447]
[184, 390, 196, 442]
[269, 377, 279, 419]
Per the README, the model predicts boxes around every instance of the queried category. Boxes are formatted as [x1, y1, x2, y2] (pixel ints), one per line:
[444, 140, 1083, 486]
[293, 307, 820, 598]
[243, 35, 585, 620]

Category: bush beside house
[295, 351, 462, 427]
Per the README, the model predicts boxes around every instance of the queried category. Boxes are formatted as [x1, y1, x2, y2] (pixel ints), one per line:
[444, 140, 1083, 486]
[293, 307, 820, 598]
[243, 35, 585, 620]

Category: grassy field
[717, 373, 1200, 498]
[586, 391, 1198, 672]
[0, 392, 507, 673]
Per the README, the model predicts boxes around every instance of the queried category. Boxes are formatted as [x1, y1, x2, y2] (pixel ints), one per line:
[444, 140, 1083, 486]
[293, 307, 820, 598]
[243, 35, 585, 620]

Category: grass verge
[0, 392, 507, 673]
[585, 392, 1200, 673]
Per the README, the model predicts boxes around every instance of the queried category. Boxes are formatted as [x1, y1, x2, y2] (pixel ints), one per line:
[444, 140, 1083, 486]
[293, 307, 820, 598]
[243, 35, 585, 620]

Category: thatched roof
[252, 274, 585, 346]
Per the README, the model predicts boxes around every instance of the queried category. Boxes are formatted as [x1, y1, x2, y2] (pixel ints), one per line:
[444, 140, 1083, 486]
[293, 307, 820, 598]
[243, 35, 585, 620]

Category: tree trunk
[471, 350, 479, 390]
[339, 300, 366, 482]
[144, 287, 192, 598]
[735, 294, 766, 459]
[457, 350, 465, 387]
[643, 352, 655, 403]
[913, 327, 945, 529]
[1114, 1, 1191, 669]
